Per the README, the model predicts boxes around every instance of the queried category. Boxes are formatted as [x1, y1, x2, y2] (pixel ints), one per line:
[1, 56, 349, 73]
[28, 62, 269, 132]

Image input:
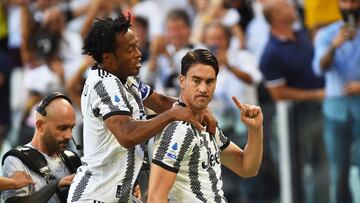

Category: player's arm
[147, 164, 176, 203]
[220, 97, 263, 177]
[105, 106, 201, 148]
[144, 91, 218, 135]
[143, 91, 177, 114]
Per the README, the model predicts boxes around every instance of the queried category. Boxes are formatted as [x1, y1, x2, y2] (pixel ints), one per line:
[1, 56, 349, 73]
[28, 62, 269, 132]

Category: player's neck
[178, 98, 204, 123]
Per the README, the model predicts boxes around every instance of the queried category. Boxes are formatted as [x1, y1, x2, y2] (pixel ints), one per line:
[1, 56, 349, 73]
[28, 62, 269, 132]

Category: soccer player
[147, 49, 264, 203]
[67, 13, 216, 203]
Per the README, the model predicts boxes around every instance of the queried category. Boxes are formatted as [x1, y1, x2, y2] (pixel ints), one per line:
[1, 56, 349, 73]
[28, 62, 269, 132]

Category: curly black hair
[82, 13, 131, 63]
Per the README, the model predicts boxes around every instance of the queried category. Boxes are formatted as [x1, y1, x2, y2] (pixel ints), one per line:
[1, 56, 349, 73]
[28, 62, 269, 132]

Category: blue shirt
[260, 29, 324, 89]
[312, 21, 360, 121]
[313, 21, 360, 97]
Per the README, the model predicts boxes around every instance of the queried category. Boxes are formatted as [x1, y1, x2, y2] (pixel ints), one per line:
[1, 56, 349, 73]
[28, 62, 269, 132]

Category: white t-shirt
[2, 144, 70, 203]
[152, 122, 230, 203]
[209, 49, 261, 131]
[67, 65, 152, 203]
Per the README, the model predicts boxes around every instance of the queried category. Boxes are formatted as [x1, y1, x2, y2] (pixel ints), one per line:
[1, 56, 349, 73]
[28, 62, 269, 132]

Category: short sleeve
[260, 47, 286, 87]
[214, 127, 230, 151]
[90, 77, 132, 120]
[152, 122, 196, 173]
[2, 156, 33, 200]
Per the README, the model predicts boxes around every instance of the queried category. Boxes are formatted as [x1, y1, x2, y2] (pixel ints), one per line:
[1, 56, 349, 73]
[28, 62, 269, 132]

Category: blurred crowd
[0, 0, 359, 202]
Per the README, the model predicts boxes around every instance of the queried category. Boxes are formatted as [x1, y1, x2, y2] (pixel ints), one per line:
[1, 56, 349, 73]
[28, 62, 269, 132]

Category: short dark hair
[166, 8, 190, 27]
[82, 13, 131, 63]
[181, 49, 219, 76]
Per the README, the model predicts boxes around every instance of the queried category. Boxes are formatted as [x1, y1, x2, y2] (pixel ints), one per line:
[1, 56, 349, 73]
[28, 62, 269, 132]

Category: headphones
[35, 92, 81, 150]
[36, 92, 72, 116]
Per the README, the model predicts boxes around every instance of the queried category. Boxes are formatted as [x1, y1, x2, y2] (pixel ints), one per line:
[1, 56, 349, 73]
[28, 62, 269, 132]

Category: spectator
[261, 0, 327, 202]
[203, 22, 261, 139]
[312, 0, 360, 202]
[142, 8, 203, 96]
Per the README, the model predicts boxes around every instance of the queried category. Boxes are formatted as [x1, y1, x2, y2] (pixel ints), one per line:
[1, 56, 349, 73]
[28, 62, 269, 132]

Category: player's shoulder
[161, 121, 196, 139]
[86, 68, 120, 88]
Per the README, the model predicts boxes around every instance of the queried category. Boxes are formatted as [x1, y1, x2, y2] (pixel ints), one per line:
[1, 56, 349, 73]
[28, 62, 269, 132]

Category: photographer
[2, 93, 78, 203]
[312, 0, 360, 202]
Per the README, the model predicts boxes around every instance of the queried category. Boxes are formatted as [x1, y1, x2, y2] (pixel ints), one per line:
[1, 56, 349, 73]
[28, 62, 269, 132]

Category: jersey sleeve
[2, 156, 33, 200]
[90, 77, 132, 120]
[152, 122, 196, 173]
[127, 76, 153, 101]
[214, 127, 230, 151]
[138, 80, 153, 101]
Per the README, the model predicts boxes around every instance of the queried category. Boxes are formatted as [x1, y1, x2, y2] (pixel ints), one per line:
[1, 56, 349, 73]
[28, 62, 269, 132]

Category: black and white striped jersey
[68, 65, 152, 203]
[152, 121, 230, 203]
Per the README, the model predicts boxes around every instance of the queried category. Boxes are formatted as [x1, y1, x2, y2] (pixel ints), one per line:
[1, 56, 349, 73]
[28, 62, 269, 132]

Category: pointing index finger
[232, 96, 245, 111]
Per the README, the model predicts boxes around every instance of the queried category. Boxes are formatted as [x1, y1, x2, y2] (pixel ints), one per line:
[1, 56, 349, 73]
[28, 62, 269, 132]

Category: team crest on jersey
[171, 143, 178, 150]
[114, 95, 121, 103]
[166, 143, 179, 160]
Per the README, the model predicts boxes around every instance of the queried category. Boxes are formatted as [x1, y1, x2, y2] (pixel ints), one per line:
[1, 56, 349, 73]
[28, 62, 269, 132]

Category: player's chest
[195, 134, 221, 171]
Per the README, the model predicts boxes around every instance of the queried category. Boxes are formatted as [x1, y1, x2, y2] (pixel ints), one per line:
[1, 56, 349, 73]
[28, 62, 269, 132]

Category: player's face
[179, 64, 216, 111]
[43, 107, 76, 153]
[113, 29, 142, 80]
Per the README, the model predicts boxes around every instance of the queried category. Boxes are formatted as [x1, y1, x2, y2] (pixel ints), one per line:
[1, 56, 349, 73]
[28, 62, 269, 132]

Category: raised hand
[332, 26, 353, 49]
[232, 96, 263, 130]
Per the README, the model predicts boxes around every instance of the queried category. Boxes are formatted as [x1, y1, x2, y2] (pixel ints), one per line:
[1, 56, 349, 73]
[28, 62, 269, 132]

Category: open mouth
[135, 61, 141, 69]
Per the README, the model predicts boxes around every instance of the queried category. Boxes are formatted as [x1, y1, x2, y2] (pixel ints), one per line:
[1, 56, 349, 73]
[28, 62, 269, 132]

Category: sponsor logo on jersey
[166, 153, 177, 160]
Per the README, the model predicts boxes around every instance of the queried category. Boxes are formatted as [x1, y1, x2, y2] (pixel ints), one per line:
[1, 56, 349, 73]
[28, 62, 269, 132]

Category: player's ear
[102, 52, 115, 66]
[179, 75, 185, 89]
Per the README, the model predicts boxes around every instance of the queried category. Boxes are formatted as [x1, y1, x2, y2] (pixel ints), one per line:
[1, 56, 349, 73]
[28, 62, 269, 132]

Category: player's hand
[58, 174, 75, 188]
[12, 171, 35, 189]
[169, 105, 203, 131]
[202, 107, 218, 135]
[232, 96, 263, 131]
